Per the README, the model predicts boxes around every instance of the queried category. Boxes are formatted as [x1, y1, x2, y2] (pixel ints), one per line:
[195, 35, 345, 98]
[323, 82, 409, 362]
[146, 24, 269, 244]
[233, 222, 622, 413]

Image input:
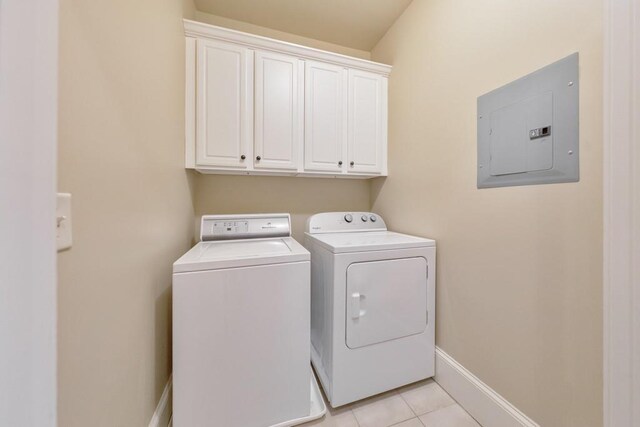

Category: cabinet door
[304, 61, 346, 173]
[254, 51, 303, 171]
[196, 39, 253, 168]
[347, 69, 385, 174]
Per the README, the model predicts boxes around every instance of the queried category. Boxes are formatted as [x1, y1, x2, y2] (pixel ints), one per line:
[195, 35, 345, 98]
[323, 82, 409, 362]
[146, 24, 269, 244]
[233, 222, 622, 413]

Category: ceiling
[193, 0, 413, 51]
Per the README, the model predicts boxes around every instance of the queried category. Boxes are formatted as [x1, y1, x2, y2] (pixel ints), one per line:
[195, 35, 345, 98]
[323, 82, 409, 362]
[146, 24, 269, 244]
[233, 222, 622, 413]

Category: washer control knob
[370, 215, 377, 222]
[361, 215, 368, 222]
[344, 214, 353, 223]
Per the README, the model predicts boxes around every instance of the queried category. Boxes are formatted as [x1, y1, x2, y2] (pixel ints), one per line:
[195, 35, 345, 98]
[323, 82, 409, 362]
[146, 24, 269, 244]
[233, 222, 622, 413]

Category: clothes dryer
[304, 212, 436, 407]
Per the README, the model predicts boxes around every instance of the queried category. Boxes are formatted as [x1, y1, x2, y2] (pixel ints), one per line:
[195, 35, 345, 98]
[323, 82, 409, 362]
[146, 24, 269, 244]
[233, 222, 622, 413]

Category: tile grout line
[393, 390, 418, 427]
[349, 408, 361, 427]
[398, 381, 461, 421]
[351, 389, 415, 427]
[388, 416, 426, 427]
[347, 396, 361, 427]
[397, 389, 419, 418]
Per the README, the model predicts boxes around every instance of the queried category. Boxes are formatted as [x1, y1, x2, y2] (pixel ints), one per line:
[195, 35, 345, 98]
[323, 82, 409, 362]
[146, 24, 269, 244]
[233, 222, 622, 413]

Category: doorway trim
[0, 0, 59, 425]
[603, 0, 640, 425]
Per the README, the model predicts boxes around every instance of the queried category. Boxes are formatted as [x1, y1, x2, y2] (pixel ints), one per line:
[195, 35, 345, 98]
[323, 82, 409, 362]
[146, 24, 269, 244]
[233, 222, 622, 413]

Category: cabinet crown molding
[184, 19, 392, 76]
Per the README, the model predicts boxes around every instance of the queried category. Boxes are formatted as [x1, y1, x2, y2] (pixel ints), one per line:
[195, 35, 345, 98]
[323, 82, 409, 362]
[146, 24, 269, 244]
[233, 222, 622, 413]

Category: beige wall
[195, 176, 370, 241]
[57, 0, 195, 425]
[184, 0, 196, 20]
[193, 11, 371, 60]
[370, 0, 603, 426]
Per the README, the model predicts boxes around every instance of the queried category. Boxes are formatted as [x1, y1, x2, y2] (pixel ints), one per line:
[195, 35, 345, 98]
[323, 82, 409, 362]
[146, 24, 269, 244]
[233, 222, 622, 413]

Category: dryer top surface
[305, 231, 435, 254]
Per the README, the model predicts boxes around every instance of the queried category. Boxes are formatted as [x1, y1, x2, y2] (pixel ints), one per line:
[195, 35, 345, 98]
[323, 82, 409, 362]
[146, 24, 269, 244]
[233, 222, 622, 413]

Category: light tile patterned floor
[302, 379, 481, 427]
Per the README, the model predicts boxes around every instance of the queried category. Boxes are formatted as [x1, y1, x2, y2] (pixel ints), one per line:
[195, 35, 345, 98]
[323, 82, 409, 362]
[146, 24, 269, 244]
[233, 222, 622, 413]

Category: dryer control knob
[370, 215, 377, 222]
[361, 215, 368, 222]
[344, 214, 353, 223]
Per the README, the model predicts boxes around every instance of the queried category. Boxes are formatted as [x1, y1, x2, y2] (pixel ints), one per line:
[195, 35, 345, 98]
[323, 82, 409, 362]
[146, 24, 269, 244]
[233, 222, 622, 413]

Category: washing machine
[173, 214, 325, 427]
[304, 212, 436, 407]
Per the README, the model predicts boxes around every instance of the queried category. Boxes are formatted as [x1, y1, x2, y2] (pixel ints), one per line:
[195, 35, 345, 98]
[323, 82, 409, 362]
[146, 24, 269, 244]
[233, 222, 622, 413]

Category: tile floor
[302, 378, 481, 427]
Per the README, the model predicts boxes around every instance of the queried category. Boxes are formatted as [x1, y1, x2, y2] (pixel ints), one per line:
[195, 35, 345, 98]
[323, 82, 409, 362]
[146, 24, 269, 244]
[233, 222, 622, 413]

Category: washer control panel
[211, 220, 250, 235]
[201, 214, 291, 241]
[306, 212, 387, 234]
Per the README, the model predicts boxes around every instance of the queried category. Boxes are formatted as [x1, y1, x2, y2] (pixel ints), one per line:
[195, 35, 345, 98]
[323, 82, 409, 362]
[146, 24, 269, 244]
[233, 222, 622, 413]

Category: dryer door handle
[350, 292, 365, 319]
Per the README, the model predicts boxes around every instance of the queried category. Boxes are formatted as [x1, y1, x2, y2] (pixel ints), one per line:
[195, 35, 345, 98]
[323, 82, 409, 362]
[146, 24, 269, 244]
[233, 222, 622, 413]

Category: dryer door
[345, 257, 428, 349]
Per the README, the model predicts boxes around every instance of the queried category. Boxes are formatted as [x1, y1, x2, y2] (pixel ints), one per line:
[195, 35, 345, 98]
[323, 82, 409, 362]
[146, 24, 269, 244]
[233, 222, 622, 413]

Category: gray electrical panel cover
[477, 53, 579, 188]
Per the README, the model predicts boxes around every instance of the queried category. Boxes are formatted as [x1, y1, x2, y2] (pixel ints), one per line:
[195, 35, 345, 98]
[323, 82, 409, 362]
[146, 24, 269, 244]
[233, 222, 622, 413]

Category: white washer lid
[305, 231, 435, 254]
[173, 237, 309, 273]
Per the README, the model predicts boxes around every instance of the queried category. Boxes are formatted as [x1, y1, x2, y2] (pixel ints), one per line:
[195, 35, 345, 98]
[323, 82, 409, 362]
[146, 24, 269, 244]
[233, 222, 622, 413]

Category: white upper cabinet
[184, 20, 391, 178]
[347, 69, 386, 175]
[196, 38, 253, 169]
[254, 51, 303, 171]
[304, 61, 346, 173]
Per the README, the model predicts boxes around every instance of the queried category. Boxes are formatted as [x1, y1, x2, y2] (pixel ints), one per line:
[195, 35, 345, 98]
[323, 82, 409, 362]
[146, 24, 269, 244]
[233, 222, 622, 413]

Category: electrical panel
[477, 53, 579, 188]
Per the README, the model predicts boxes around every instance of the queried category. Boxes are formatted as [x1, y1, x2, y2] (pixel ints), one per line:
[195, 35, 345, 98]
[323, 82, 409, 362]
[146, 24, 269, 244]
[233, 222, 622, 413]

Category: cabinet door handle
[240, 155, 246, 160]
[338, 161, 343, 166]
[256, 156, 261, 161]
[350, 161, 355, 166]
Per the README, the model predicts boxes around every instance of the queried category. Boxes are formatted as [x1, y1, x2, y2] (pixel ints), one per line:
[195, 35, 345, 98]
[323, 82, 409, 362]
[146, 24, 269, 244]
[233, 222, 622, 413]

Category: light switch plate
[57, 193, 72, 251]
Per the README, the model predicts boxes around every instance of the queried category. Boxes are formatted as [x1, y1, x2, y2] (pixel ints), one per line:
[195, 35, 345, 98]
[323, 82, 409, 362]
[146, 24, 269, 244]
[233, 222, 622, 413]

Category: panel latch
[529, 126, 551, 140]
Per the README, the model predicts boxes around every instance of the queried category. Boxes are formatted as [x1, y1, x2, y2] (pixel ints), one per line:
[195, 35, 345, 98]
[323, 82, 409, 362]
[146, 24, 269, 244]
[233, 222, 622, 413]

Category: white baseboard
[434, 347, 539, 427]
[148, 374, 173, 427]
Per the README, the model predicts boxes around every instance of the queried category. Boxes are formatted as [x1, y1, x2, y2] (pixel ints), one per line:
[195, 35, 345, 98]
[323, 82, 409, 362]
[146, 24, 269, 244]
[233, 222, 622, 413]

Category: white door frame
[0, 0, 58, 426]
[603, 0, 640, 426]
